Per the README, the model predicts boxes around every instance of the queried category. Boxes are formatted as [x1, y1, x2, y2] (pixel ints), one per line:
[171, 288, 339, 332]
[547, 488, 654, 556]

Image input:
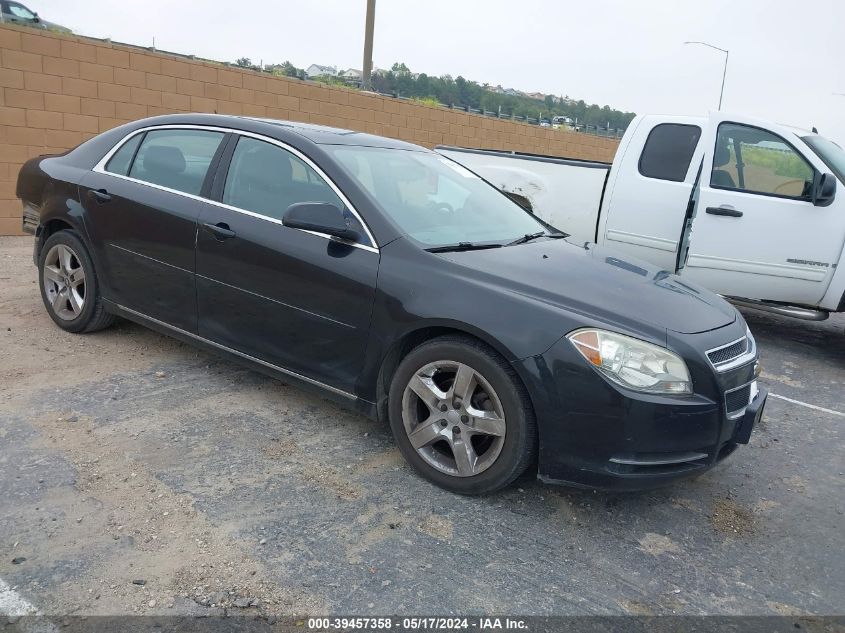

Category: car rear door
[195, 133, 379, 396]
[682, 113, 845, 306]
[80, 126, 229, 332]
[598, 116, 705, 270]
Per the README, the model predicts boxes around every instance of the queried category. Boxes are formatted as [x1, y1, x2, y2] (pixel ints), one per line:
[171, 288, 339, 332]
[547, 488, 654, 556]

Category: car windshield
[324, 145, 551, 247]
[802, 134, 845, 184]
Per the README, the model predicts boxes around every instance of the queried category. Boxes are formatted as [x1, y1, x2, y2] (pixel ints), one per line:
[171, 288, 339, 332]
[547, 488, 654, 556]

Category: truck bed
[436, 146, 611, 243]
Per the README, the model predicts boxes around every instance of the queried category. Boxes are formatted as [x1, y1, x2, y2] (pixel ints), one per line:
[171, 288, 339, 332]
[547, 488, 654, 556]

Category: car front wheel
[388, 335, 536, 495]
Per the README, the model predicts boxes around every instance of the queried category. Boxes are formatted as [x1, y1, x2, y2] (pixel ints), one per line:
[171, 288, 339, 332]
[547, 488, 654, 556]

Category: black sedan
[16, 114, 766, 494]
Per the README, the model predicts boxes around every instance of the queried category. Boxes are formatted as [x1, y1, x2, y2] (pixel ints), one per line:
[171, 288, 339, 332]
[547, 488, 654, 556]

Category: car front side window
[221, 137, 367, 241]
[711, 123, 815, 199]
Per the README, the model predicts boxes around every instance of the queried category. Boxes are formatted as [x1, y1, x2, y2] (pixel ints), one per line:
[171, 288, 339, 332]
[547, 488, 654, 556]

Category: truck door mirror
[812, 172, 836, 207]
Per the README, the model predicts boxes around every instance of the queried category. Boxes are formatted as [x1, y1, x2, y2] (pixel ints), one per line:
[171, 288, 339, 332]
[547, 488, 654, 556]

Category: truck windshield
[324, 145, 551, 247]
[802, 135, 845, 184]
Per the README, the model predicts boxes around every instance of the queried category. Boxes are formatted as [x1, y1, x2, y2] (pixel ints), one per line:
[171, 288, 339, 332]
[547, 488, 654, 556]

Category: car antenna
[812, 126, 819, 133]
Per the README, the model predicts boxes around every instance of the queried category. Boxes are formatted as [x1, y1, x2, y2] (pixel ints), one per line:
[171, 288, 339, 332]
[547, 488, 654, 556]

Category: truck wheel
[388, 335, 537, 495]
[38, 230, 115, 333]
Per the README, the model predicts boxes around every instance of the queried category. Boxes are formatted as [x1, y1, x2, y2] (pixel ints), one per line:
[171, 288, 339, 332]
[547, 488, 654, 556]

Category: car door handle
[705, 206, 743, 217]
[202, 222, 236, 240]
[87, 189, 111, 203]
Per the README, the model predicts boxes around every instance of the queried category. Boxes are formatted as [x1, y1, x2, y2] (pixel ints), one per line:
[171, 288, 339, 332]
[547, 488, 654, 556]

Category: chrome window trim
[115, 303, 358, 401]
[92, 124, 379, 253]
[705, 333, 757, 373]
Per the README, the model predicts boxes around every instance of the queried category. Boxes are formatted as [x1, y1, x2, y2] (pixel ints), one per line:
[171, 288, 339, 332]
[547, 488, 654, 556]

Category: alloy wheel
[401, 360, 507, 477]
[43, 243, 86, 321]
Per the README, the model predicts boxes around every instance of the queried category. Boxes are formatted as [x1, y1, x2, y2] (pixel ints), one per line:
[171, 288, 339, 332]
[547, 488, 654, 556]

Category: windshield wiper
[507, 231, 566, 246]
[425, 242, 504, 253]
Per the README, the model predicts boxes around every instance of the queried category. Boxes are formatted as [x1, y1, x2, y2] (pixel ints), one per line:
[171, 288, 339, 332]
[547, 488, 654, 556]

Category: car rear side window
[222, 137, 344, 220]
[104, 134, 142, 176]
[638, 123, 702, 182]
[127, 129, 225, 196]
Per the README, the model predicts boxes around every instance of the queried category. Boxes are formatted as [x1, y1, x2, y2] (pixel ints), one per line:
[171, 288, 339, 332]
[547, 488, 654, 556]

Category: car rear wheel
[38, 230, 114, 333]
[388, 335, 536, 494]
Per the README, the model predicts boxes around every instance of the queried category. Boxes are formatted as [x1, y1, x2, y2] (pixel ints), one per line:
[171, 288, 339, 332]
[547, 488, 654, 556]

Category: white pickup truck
[438, 111, 845, 321]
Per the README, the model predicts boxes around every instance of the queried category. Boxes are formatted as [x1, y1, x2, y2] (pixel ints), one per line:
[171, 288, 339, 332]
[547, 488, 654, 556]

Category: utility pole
[684, 41, 729, 110]
[362, 0, 376, 91]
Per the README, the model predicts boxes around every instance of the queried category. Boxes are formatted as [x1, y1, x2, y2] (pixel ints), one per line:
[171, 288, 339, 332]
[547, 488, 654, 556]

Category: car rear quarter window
[638, 123, 702, 182]
[104, 133, 143, 176]
[127, 129, 225, 196]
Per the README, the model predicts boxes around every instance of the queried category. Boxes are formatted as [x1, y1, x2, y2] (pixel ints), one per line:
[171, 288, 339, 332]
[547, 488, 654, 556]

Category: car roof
[96, 112, 427, 152]
[239, 116, 425, 150]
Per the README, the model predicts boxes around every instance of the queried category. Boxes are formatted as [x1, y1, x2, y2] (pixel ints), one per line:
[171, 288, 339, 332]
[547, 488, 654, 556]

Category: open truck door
[597, 116, 706, 271]
[681, 112, 845, 307]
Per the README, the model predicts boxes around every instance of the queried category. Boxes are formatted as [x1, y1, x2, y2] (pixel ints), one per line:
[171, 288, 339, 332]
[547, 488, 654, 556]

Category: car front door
[80, 127, 228, 332]
[598, 117, 705, 271]
[682, 114, 845, 306]
[195, 134, 379, 395]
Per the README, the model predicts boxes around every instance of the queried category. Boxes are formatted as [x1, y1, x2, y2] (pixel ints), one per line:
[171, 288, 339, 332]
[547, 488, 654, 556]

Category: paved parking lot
[0, 235, 843, 617]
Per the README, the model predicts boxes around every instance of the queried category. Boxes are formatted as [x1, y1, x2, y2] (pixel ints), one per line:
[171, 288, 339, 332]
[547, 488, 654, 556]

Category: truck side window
[711, 123, 815, 199]
[638, 123, 702, 182]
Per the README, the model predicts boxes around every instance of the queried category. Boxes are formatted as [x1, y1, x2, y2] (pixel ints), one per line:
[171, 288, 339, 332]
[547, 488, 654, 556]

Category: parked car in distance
[0, 1, 71, 32]
[439, 111, 845, 323]
[17, 114, 765, 494]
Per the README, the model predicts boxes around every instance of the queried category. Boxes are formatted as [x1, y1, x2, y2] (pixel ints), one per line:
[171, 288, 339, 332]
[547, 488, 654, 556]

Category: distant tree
[251, 56, 636, 131]
[266, 60, 303, 78]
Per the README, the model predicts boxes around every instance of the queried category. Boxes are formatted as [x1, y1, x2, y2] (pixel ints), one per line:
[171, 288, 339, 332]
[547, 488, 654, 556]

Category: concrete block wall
[0, 24, 620, 235]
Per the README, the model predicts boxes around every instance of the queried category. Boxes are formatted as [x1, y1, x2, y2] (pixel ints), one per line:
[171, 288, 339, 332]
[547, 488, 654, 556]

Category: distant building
[305, 64, 338, 78]
[340, 68, 363, 85]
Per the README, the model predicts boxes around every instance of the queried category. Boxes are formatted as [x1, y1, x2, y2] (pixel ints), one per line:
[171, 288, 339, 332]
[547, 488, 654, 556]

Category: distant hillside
[370, 63, 636, 131]
[240, 58, 636, 132]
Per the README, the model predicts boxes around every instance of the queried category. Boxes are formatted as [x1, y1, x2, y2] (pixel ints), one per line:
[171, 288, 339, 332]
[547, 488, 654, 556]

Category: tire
[388, 335, 537, 495]
[38, 229, 115, 334]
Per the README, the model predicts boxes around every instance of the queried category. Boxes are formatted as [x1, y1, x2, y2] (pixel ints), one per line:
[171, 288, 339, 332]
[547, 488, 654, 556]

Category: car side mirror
[282, 202, 360, 242]
[812, 172, 836, 207]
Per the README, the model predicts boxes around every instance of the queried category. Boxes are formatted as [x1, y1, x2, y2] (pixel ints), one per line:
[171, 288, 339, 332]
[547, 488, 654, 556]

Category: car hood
[435, 238, 736, 335]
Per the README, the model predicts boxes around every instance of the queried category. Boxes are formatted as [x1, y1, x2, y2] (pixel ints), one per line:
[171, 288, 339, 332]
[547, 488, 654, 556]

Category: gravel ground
[0, 235, 843, 617]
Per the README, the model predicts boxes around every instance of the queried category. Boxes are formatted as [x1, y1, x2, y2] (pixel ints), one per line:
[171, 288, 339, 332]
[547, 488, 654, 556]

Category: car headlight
[567, 328, 692, 394]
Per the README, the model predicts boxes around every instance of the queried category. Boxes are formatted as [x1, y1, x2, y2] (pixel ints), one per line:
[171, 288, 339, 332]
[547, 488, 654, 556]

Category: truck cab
[438, 111, 845, 320]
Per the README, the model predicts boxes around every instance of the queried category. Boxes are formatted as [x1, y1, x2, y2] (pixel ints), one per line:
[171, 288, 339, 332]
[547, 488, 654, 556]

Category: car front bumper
[517, 327, 765, 491]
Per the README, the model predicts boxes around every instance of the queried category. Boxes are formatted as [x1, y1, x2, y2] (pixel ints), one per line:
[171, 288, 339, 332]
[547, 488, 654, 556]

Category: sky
[34, 0, 845, 144]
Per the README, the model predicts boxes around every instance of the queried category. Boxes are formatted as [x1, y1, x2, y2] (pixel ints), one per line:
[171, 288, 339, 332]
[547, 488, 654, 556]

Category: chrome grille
[706, 332, 756, 372]
[708, 337, 748, 365]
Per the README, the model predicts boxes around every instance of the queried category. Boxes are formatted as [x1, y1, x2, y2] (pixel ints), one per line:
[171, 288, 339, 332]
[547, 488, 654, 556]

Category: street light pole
[684, 41, 729, 110]
[362, 0, 376, 91]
